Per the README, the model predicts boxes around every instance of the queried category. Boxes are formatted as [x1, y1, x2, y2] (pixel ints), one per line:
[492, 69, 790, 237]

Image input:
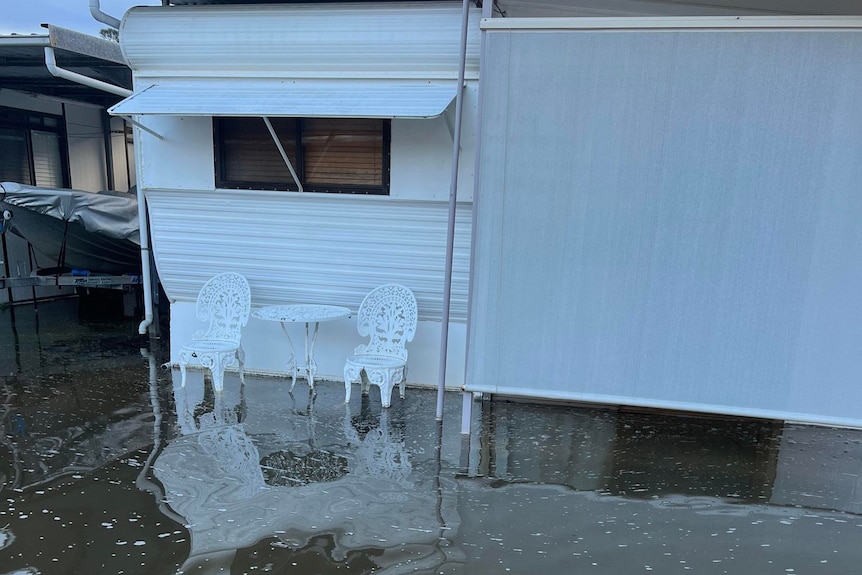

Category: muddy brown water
[2, 300, 861, 574]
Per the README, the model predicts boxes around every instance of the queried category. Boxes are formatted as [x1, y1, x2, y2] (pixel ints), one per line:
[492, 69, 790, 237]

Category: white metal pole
[461, 0, 493, 435]
[437, 0, 472, 421]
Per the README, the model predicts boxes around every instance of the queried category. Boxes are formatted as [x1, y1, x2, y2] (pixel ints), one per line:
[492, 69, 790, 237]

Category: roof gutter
[44, 47, 131, 97]
[0, 36, 50, 47]
[89, 0, 122, 29]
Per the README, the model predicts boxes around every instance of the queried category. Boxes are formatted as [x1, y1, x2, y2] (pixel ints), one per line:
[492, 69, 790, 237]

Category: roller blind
[216, 117, 389, 194]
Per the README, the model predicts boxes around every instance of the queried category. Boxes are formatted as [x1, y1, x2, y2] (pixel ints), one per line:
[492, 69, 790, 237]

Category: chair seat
[345, 354, 405, 370]
[182, 340, 240, 354]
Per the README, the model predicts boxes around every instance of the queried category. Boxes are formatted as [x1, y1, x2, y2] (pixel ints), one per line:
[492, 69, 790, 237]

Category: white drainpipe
[44, 47, 131, 97]
[89, 0, 122, 29]
[43, 47, 155, 334]
[135, 186, 155, 335]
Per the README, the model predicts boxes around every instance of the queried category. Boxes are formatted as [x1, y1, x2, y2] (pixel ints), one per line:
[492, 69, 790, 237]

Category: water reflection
[152, 378, 862, 574]
[4, 301, 862, 574]
[458, 401, 862, 574]
[0, 301, 188, 575]
[157, 372, 458, 573]
[469, 400, 862, 515]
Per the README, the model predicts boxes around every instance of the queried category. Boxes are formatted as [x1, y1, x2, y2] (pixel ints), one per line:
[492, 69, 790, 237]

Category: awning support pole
[262, 117, 303, 192]
[460, 0, 492, 435]
[437, 0, 472, 422]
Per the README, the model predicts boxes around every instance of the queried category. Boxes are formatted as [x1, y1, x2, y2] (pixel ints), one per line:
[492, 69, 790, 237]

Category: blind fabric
[217, 117, 388, 194]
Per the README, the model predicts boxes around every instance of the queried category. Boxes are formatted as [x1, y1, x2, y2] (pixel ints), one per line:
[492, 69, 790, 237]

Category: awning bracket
[262, 116, 303, 192]
[117, 115, 164, 141]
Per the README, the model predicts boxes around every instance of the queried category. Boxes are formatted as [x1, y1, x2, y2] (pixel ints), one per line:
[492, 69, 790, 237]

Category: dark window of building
[0, 106, 68, 188]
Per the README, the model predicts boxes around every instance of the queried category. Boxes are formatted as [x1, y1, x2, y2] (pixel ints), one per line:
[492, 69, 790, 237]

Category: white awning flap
[108, 79, 458, 119]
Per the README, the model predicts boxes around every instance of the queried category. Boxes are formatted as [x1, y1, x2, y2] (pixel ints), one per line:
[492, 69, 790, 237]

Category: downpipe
[43, 46, 153, 334]
[136, 185, 154, 335]
[89, 0, 122, 29]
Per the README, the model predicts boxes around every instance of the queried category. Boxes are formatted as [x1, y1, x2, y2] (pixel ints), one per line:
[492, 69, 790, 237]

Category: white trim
[481, 15, 862, 31]
[465, 384, 862, 428]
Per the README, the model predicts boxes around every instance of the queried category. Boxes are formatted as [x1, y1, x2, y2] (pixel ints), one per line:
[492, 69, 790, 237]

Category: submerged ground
[2, 299, 862, 574]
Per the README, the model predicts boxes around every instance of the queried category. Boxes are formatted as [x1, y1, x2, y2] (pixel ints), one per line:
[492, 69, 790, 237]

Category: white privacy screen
[468, 24, 862, 426]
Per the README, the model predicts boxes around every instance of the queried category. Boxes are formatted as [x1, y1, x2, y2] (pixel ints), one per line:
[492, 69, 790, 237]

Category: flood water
[2, 299, 862, 574]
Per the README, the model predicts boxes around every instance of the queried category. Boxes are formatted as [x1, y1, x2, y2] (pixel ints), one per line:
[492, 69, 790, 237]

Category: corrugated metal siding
[120, 3, 480, 80]
[468, 26, 862, 427]
[146, 188, 471, 321]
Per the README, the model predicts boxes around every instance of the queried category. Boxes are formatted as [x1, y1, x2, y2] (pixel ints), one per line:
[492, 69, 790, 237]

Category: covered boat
[0, 182, 141, 276]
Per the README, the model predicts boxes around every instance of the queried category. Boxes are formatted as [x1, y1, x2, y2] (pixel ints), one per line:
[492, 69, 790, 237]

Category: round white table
[253, 304, 352, 391]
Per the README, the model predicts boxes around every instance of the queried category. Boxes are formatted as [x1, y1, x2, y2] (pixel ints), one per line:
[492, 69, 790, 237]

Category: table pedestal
[253, 304, 352, 390]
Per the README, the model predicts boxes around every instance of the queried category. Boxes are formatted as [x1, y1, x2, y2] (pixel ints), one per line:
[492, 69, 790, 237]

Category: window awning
[108, 79, 458, 119]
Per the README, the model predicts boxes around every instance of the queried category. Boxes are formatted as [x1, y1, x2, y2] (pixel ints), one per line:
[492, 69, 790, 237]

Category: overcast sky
[1, 0, 160, 36]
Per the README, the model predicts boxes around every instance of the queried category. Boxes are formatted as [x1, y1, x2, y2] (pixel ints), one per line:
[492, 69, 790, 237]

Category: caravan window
[215, 117, 390, 195]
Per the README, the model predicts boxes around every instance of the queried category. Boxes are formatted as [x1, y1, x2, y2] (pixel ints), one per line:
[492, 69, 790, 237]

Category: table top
[253, 304, 352, 323]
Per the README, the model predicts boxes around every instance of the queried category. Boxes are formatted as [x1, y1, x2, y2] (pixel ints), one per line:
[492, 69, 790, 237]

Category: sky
[1, 0, 161, 37]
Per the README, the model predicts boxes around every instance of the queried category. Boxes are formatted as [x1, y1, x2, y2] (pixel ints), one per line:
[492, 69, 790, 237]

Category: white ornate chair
[344, 284, 418, 408]
[178, 272, 251, 394]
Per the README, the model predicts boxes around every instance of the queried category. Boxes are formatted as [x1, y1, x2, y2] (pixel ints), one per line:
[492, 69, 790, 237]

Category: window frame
[214, 117, 391, 195]
[0, 106, 70, 189]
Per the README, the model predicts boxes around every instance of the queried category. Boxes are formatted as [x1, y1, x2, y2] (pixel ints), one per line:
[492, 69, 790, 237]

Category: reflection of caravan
[158, 374, 459, 573]
[470, 399, 862, 517]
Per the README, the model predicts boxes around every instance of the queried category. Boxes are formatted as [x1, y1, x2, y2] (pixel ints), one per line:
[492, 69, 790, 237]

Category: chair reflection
[172, 367, 247, 435]
[156, 373, 445, 573]
[343, 395, 412, 486]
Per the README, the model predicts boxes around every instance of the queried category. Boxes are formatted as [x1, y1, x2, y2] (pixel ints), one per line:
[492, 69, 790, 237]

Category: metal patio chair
[178, 272, 251, 394]
[343, 284, 418, 408]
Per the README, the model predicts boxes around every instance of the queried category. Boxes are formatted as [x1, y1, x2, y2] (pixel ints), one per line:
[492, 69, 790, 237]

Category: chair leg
[179, 349, 191, 388]
[211, 361, 225, 395]
[379, 370, 394, 408]
[344, 364, 353, 403]
[344, 363, 361, 404]
[397, 368, 406, 400]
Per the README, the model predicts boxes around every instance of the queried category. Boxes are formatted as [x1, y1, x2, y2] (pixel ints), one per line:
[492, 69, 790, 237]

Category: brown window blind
[303, 119, 383, 188]
[216, 117, 389, 194]
[220, 117, 298, 187]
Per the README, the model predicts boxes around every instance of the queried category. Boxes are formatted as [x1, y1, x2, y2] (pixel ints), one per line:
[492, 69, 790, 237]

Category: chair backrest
[194, 272, 251, 344]
[355, 284, 417, 361]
